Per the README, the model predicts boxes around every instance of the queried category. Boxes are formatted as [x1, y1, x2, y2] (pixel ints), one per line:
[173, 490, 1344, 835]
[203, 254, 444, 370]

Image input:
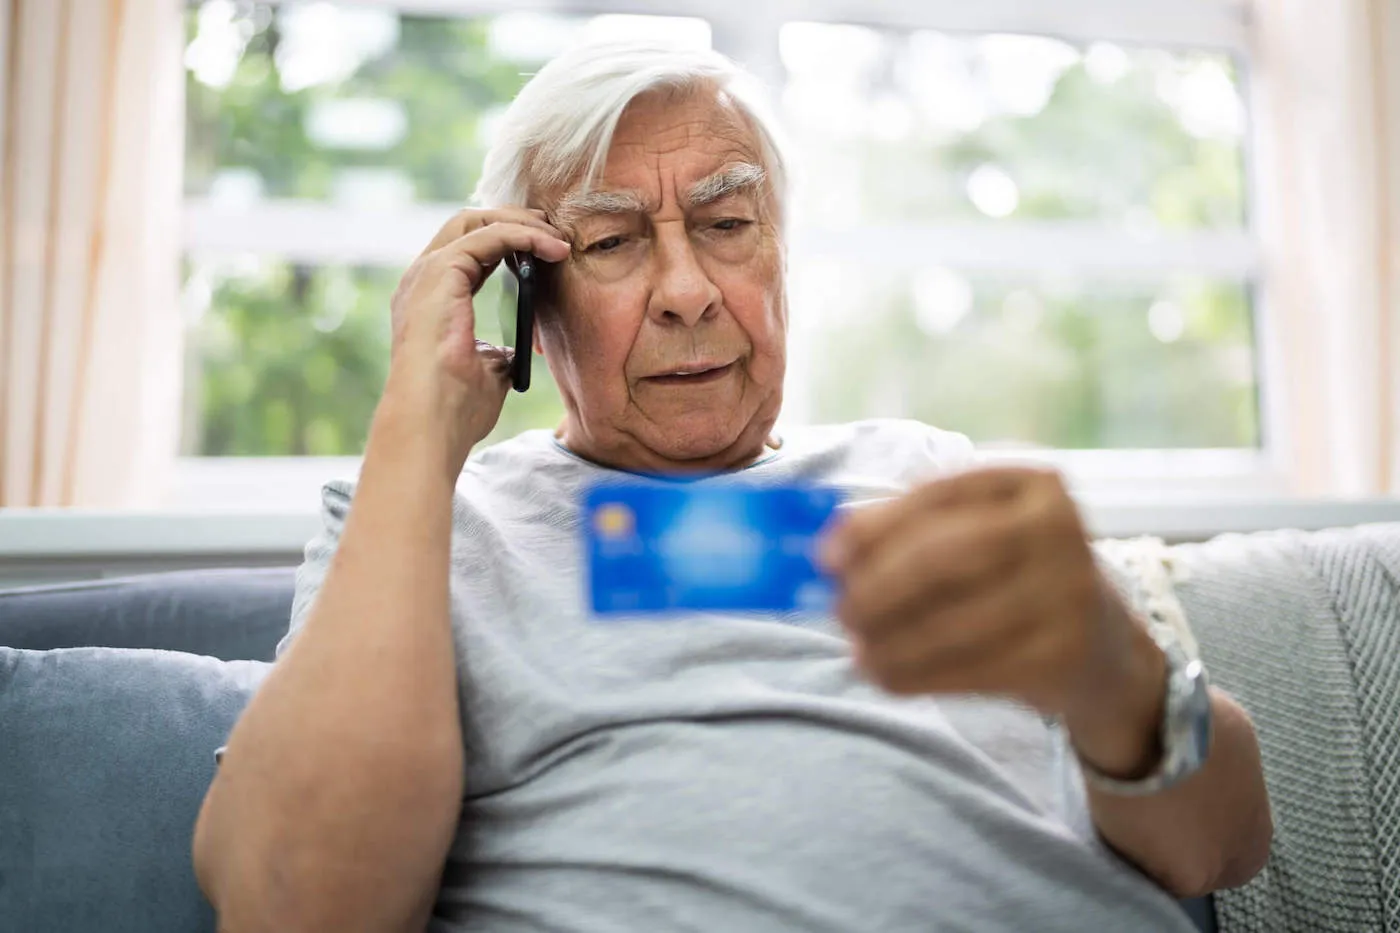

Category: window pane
[184, 2, 711, 207]
[181, 257, 563, 456]
[790, 261, 1259, 449]
[781, 23, 1248, 230]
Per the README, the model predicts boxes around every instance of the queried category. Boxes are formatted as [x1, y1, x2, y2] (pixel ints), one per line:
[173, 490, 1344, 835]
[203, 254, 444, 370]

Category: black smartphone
[502, 251, 536, 393]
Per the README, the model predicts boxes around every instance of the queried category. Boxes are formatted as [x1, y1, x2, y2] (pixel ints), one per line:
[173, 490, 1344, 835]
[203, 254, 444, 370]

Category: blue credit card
[583, 481, 843, 616]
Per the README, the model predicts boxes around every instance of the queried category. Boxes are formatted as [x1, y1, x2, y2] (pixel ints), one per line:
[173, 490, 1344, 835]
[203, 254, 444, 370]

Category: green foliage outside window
[182, 3, 1258, 456]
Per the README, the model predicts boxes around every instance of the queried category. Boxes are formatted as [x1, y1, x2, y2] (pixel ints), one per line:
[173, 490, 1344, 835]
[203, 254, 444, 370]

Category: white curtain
[1251, 0, 1400, 495]
[0, 0, 185, 508]
[1383, 0, 1400, 495]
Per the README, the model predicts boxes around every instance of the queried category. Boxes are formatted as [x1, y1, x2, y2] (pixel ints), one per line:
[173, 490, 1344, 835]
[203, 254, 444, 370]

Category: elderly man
[193, 40, 1271, 933]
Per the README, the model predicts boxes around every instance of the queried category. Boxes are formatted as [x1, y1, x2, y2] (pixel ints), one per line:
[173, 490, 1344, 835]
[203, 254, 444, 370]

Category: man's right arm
[192, 385, 468, 933]
[190, 208, 571, 933]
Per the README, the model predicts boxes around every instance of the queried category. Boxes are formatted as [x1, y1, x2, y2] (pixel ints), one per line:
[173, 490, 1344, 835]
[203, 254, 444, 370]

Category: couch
[3, 524, 1399, 932]
[0, 568, 289, 932]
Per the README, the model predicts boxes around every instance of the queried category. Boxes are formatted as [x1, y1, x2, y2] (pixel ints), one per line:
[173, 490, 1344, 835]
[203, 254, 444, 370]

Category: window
[774, 22, 1259, 453]
[179, 0, 1268, 494]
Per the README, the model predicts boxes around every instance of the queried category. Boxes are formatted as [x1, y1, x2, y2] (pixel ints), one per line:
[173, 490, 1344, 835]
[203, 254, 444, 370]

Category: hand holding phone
[384, 207, 567, 474]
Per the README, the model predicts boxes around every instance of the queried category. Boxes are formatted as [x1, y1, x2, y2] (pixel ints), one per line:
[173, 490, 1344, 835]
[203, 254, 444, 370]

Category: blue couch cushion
[0, 568, 295, 661]
[0, 647, 270, 933]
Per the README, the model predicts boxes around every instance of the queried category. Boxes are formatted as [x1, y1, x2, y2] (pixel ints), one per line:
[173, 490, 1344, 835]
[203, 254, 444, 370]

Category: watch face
[1158, 651, 1211, 788]
[1177, 657, 1213, 769]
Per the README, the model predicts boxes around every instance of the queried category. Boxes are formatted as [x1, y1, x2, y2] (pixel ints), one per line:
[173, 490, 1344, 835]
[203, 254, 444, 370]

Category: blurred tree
[791, 30, 1258, 449]
[183, 4, 565, 455]
[809, 275, 1256, 449]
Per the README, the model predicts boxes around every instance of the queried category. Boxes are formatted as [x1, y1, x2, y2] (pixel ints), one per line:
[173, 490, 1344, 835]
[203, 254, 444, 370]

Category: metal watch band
[1077, 640, 1214, 797]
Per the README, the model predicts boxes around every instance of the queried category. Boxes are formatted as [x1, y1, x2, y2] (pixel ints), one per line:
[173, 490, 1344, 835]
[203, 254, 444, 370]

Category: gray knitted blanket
[1170, 522, 1400, 932]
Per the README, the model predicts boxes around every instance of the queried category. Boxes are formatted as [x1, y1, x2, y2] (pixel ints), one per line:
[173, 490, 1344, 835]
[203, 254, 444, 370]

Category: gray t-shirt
[278, 420, 1195, 932]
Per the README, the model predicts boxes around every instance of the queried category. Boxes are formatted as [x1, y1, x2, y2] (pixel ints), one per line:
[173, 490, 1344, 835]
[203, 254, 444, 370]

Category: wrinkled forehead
[542, 88, 775, 224]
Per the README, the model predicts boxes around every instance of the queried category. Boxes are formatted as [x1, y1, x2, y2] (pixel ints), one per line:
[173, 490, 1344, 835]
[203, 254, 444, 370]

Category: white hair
[473, 40, 791, 224]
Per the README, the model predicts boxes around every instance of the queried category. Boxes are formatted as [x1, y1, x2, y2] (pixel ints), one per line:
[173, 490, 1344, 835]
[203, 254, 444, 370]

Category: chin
[643, 415, 752, 465]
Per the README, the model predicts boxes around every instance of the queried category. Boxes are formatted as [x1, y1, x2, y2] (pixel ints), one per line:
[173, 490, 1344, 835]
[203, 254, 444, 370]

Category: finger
[854, 578, 1035, 696]
[440, 339, 514, 393]
[474, 338, 513, 364]
[833, 468, 1029, 567]
[481, 345, 515, 383]
[877, 621, 1056, 699]
[421, 207, 568, 257]
[835, 505, 1026, 637]
[822, 467, 1042, 572]
[428, 223, 572, 295]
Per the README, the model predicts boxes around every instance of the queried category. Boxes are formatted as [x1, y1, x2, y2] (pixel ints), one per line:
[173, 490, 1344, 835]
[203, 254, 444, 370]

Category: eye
[712, 218, 751, 232]
[587, 235, 627, 253]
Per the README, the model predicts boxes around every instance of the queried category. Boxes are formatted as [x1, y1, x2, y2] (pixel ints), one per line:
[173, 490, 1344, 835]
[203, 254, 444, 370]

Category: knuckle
[1027, 468, 1067, 507]
[1009, 466, 1057, 503]
[425, 245, 456, 269]
[444, 208, 480, 238]
[1019, 478, 1075, 535]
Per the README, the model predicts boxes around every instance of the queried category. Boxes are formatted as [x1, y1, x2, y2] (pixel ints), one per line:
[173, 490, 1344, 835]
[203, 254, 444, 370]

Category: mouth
[643, 361, 737, 387]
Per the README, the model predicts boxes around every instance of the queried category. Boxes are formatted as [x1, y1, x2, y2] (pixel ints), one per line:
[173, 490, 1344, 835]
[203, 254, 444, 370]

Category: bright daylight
[1, 2, 1399, 932]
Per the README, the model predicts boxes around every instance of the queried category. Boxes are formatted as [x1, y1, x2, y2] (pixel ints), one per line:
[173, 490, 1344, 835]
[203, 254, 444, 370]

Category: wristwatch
[1076, 636, 1214, 797]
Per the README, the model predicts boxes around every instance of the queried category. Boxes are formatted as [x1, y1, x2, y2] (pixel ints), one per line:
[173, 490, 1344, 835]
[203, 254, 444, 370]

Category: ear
[533, 330, 544, 356]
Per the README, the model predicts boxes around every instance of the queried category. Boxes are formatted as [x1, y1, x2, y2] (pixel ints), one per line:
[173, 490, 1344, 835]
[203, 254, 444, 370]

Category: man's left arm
[1064, 587, 1273, 897]
[822, 466, 1273, 900]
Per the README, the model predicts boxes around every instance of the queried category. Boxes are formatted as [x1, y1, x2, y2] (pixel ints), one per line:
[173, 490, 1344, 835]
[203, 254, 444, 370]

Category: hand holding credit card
[583, 482, 843, 616]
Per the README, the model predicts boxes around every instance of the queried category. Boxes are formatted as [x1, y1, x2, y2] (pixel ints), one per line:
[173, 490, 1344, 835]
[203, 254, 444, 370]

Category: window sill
[3, 440, 1385, 582]
[3, 496, 1398, 588]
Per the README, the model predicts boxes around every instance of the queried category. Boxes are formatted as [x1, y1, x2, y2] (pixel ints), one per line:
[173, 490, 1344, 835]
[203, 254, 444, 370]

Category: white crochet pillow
[1093, 536, 1199, 659]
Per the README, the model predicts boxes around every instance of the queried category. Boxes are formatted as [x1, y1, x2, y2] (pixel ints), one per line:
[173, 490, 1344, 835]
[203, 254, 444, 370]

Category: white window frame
[174, 0, 1282, 508]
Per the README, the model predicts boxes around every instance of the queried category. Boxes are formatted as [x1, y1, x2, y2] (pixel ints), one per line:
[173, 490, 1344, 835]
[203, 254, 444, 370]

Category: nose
[646, 225, 722, 327]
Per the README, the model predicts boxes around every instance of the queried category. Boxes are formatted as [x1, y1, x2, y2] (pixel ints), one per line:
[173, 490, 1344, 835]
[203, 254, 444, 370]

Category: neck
[555, 419, 780, 476]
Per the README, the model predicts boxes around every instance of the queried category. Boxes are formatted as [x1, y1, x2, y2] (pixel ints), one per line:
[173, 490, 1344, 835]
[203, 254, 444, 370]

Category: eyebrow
[685, 162, 767, 209]
[551, 162, 768, 228]
[552, 188, 649, 227]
